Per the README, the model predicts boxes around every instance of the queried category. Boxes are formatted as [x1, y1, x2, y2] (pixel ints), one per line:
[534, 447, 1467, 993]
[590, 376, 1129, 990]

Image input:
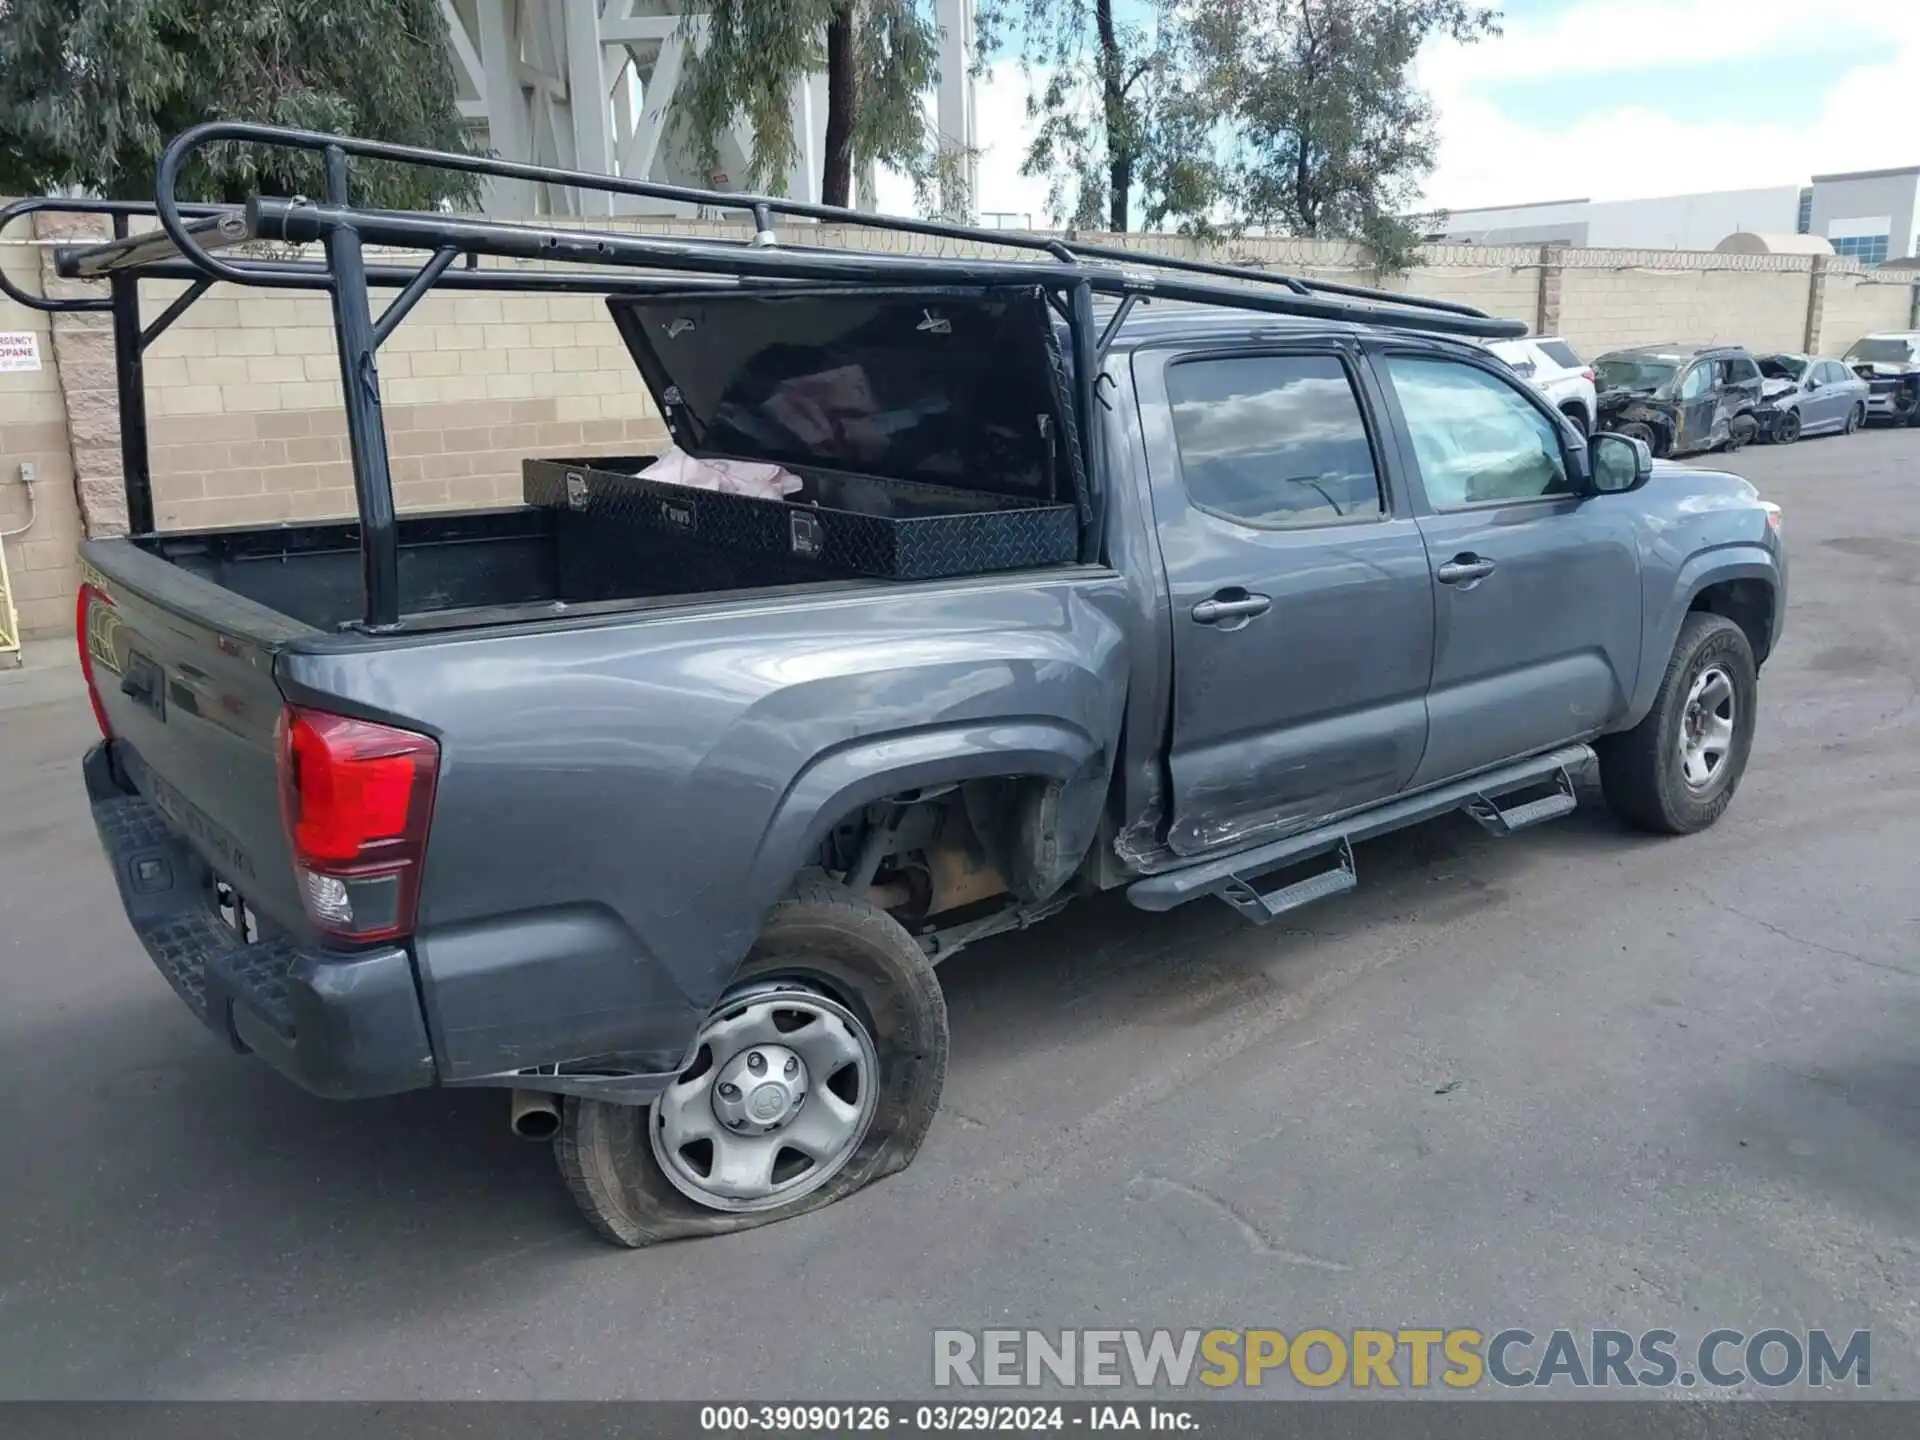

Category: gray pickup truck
[28, 126, 1785, 1247]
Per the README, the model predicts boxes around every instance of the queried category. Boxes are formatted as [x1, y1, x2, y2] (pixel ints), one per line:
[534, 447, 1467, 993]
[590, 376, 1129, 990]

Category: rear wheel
[1773, 408, 1801, 444]
[1560, 403, 1590, 437]
[1844, 403, 1864, 435]
[1597, 613, 1757, 835]
[557, 879, 948, 1246]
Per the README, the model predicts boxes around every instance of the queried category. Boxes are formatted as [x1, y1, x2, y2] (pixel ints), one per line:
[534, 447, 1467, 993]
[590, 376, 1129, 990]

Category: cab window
[1165, 354, 1385, 528]
[1385, 356, 1570, 509]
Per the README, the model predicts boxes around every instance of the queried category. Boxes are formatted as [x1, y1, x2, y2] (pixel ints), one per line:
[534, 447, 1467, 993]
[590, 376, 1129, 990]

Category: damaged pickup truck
[12, 124, 1787, 1246]
[1593, 344, 1767, 456]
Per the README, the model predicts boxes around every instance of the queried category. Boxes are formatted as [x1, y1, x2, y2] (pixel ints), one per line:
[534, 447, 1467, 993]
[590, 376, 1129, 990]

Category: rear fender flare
[703, 722, 1107, 995]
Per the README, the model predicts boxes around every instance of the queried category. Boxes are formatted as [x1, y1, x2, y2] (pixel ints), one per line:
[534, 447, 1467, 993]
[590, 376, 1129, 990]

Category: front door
[1138, 344, 1435, 857]
[1373, 349, 1644, 788]
[1806, 361, 1845, 431]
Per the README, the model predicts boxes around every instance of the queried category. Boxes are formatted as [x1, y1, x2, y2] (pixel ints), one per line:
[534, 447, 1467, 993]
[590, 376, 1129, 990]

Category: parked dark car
[16, 123, 1788, 1248]
[1755, 353, 1869, 442]
[1843, 332, 1920, 426]
[1594, 344, 1767, 457]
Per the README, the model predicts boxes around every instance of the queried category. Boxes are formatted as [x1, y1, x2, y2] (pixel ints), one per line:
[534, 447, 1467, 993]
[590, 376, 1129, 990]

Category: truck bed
[136, 500, 872, 635]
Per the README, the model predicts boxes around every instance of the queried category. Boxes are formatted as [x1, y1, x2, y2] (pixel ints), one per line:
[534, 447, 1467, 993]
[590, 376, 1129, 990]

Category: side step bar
[1464, 766, 1578, 836]
[1128, 745, 1594, 920]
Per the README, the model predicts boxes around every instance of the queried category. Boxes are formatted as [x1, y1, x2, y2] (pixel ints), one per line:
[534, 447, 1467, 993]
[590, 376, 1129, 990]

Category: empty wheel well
[1690, 579, 1774, 667]
[813, 768, 1107, 931]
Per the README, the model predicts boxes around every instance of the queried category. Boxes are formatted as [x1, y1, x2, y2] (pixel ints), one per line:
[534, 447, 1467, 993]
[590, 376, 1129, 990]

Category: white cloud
[1418, 0, 1920, 209]
[879, 1, 1920, 226]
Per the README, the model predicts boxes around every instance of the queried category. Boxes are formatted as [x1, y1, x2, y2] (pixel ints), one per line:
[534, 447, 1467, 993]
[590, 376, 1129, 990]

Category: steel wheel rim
[1678, 664, 1737, 793]
[650, 981, 879, 1213]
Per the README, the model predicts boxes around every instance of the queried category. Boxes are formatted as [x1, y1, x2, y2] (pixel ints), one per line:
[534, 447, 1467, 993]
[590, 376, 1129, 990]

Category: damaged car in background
[1594, 344, 1766, 457]
[1844, 331, 1920, 426]
[1754, 353, 1868, 443]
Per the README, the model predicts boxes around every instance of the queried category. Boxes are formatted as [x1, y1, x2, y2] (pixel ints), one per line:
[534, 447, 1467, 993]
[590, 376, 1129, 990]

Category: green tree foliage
[975, 0, 1198, 233]
[1178, 0, 1499, 263]
[677, 0, 952, 212]
[0, 0, 478, 207]
[981, 0, 1496, 257]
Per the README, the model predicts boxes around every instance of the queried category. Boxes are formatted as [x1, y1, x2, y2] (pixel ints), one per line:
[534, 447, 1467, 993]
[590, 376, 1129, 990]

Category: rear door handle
[1192, 592, 1272, 626]
[1436, 555, 1496, 586]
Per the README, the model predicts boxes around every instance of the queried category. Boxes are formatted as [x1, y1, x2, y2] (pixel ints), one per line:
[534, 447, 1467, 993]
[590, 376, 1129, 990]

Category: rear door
[1136, 341, 1435, 856]
[1672, 360, 1720, 451]
[1373, 348, 1642, 787]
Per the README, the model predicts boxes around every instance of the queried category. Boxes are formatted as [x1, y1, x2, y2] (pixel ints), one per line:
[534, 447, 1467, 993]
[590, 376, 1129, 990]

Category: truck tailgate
[79, 539, 309, 936]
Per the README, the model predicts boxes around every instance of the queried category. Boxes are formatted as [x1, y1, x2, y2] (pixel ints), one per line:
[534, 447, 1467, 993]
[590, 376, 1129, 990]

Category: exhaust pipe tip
[509, 1089, 561, 1141]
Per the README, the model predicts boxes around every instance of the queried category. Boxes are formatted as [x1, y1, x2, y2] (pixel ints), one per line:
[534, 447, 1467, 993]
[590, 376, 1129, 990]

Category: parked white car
[1486, 335, 1599, 435]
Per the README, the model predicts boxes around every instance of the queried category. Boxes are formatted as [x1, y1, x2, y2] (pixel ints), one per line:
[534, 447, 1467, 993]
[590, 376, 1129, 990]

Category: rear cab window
[1846, 337, 1920, 365]
[1165, 354, 1385, 527]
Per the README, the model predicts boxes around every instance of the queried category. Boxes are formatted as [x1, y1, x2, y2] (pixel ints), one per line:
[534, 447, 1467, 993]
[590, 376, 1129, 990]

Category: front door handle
[1436, 555, 1496, 586]
[1192, 590, 1272, 626]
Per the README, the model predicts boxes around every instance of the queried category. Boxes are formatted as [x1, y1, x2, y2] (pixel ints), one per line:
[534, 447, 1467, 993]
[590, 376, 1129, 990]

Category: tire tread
[1597, 612, 1755, 835]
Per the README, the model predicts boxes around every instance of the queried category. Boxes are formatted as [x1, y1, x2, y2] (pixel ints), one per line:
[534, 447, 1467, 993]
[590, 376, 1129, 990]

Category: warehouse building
[1435, 166, 1920, 261]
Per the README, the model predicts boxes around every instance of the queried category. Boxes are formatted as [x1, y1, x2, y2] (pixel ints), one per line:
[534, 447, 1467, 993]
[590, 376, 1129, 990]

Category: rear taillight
[76, 582, 115, 739]
[1580, 368, 1596, 383]
[276, 705, 439, 944]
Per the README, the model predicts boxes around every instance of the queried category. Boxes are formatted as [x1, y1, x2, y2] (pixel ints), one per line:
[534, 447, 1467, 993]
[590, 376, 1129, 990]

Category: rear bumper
[85, 742, 437, 1100]
[1865, 380, 1918, 418]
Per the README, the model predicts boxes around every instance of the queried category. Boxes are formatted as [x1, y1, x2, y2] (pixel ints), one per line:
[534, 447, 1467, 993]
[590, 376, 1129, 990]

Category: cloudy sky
[897, 0, 1920, 224]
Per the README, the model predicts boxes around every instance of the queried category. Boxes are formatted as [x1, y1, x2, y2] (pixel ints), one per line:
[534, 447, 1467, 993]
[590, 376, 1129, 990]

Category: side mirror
[1589, 431, 1652, 494]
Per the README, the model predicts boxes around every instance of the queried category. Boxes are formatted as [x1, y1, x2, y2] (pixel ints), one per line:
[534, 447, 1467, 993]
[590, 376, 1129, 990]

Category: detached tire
[1597, 613, 1757, 835]
[557, 878, 948, 1247]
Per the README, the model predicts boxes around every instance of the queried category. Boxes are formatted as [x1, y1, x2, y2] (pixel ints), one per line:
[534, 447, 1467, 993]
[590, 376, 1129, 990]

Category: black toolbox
[524, 456, 1080, 583]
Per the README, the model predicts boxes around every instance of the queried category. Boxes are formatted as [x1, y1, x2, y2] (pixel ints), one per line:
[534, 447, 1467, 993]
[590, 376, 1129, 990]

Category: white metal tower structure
[438, 0, 977, 219]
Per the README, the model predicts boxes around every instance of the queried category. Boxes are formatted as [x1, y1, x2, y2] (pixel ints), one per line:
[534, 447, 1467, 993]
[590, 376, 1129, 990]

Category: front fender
[1628, 544, 1781, 721]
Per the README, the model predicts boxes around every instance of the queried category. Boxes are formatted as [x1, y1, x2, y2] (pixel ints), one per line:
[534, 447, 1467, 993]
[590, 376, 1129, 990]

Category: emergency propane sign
[0, 332, 42, 372]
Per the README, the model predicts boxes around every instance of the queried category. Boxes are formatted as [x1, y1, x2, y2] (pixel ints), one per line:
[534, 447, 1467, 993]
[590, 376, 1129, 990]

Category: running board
[1216, 838, 1357, 925]
[1127, 745, 1594, 919]
[1464, 766, 1578, 836]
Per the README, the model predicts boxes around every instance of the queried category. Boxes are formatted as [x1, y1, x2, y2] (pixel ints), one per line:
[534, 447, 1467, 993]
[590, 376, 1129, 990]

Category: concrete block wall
[1556, 249, 1816, 357]
[1815, 271, 1915, 355]
[0, 221, 85, 639]
[135, 280, 666, 530]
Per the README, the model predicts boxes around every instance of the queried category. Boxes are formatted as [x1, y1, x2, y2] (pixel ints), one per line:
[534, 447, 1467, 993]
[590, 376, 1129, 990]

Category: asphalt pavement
[2, 430, 1916, 1401]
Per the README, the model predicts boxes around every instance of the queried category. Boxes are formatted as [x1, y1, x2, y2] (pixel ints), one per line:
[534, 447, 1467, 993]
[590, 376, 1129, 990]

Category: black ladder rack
[9, 121, 1526, 630]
